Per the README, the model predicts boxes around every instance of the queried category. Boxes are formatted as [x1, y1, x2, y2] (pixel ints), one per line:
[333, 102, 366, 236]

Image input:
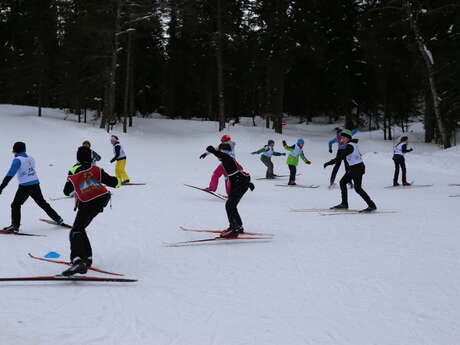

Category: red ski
[179, 226, 274, 237]
[0, 230, 45, 237]
[164, 236, 273, 247]
[0, 275, 136, 282]
[39, 218, 72, 228]
[184, 184, 227, 200]
[28, 253, 124, 276]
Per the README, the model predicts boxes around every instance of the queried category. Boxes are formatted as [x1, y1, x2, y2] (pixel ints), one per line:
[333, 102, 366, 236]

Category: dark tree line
[0, 0, 458, 146]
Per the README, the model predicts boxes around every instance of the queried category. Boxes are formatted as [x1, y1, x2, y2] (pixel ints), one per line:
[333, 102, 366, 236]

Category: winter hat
[296, 138, 305, 145]
[340, 129, 353, 139]
[12, 142, 26, 153]
[221, 135, 231, 142]
[111, 135, 119, 142]
[82, 140, 91, 148]
[77, 146, 92, 164]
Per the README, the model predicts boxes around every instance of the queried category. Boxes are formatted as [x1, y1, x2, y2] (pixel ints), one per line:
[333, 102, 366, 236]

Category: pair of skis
[0, 218, 72, 237]
[290, 208, 398, 216]
[255, 173, 301, 181]
[164, 226, 274, 247]
[276, 184, 320, 189]
[0, 253, 136, 283]
[184, 184, 227, 200]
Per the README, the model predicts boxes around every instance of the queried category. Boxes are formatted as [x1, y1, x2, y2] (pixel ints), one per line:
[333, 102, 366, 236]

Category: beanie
[13, 142, 26, 153]
[77, 146, 92, 164]
[340, 129, 353, 139]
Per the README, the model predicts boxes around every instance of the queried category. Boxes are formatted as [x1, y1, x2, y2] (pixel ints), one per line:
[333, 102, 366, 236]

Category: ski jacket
[252, 145, 283, 158]
[0, 152, 39, 190]
[64, 163, 119, 205]
[393, 142, 412, 157]
[325, 139, 364, 172]
[206, 146, 250, 186]
[328, 129, 358, 151]
[110, 142, 126, 163]
[283, 143, 310, 166]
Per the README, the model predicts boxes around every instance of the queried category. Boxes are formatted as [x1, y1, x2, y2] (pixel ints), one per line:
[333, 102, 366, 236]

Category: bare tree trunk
[123, 30, 133, 133]
[267, 56, 284, 134]
[216, 0, 225, 131]
[403, 0, 450, 148]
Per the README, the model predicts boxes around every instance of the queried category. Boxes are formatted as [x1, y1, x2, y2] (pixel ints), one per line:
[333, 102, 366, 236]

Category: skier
[61, 146, 120, 276]
[110, 135, 130, 184]
[0, 142, 63, 232]
[323, 130, 377, 212]
[82, 140, 101, 165]
[282, 139, 311, 185]
[204, 143, 254, 238]
[251, 140, 286, 179]
[327, 128, 358, 188]
[200, 135, 235, 195]
[393, 136, 413, 186]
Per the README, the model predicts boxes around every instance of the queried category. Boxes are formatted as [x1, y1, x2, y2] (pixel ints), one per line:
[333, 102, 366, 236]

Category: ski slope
[0, 104, 459, 345]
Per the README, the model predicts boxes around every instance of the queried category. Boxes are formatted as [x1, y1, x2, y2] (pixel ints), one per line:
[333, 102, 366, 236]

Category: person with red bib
[61, 146, 120, 276]
[200, 135, 235, 195]
[204, 143, 254, 238]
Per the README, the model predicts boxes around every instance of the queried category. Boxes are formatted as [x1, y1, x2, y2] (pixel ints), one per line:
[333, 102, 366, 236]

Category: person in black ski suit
[61, 146, 120, 276]
[392, 136, 413, 186]
[205, 143, 255, 238]
[323, 130, 377, 212]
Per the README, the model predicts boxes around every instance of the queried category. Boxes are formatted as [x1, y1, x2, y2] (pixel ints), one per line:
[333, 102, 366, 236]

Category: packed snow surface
[0, 104, 459, 345]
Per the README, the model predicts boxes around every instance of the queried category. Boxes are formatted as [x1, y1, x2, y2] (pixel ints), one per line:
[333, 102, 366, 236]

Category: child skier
[204, 143, 254, 238]
[61, 146, 120, 276]
[323, 130, 377, 212]
[328, 128, 358, 187]
[200, 135, 235, 195]
[82, 140, 101, 165]
[110, 135, 130, 184]
[393, 136, 413, 186]
[251, 140, 286, 179]
[0, 142, 63, 232]
[282, 139, 311, 185]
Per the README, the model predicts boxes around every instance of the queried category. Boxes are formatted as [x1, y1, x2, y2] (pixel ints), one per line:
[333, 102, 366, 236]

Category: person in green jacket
[251, 140, 286, 179]
[283, 139, 311, 185]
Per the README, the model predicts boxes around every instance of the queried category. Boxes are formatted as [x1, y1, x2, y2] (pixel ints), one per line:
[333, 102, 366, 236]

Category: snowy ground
[0, 104, 459, 345]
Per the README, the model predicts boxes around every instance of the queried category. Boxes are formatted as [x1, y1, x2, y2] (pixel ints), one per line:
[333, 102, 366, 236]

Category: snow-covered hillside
[0, 104, 459, 345]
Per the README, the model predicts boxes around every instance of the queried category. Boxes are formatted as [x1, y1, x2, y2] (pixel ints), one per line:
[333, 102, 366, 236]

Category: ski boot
[402, 181, 411, 186]
[330, 203, 348, 210]
[393, 182, 400, 187]
[3, 225, 19, 233]
[288, 180, 296, 186]
[61, 258, 88, 276]
[360, 205, 377, 213]
[220, 227, 240, 239]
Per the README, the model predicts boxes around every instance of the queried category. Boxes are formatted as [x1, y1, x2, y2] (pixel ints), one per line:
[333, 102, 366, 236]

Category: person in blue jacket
[327, 128, 358, 187]
[0, 142, 63, 232]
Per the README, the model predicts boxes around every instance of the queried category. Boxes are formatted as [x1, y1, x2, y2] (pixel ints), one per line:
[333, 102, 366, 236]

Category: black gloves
[282, 140, 287, 146]
[323, 162, 331, 169]
[206, 145, 215, 153]
[248, 183, 255, 191]
[110, 158, 115, 163]
[329, 148, 333, 154]
[199, 153, 207, 159]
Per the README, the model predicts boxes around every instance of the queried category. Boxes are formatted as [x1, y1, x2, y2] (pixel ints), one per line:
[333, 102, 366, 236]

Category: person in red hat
[200, 135, 235, 195]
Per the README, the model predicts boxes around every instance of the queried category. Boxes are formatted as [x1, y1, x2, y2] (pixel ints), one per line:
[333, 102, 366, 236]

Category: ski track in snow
[0, 104, 459, 344]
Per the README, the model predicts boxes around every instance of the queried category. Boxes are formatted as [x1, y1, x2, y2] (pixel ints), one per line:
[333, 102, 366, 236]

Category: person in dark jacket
[0, 142, 63, 232]
[205, 143, 255, 238]
[82, 140, 101, 165]
[324, 130, 377, 212]
[61, 146, 120, 276]
[327, 128, 357, 188]
[392, 136, 413, 186]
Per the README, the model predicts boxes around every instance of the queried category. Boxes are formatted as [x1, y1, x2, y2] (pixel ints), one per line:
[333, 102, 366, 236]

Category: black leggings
[261, 155, 274, 178]
[393, 155, 407, 183]
[340, 165, 375, 207]
[70, 194, 110, 264]
[225, 182, 249, 229]
[288, 165, 297, 182]
[11, 184, 61, 228]
[330, 157, 350, 185]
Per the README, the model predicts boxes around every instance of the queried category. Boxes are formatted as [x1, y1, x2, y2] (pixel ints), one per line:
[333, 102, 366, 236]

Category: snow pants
[208, 164, 230, 195]
[393, 155, 407, 184]
[11, 184, 61, 228]
[70, 193, 110, 266]
[288, 165, 297, 182]
[115, 158, 129, 182]
[225, 176, 249, 229]
[261, 155, 274, 178]
[339, 164, 375, 208]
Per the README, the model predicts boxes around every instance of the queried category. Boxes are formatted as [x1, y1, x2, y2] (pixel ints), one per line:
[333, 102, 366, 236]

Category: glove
[282, 140, 287, 146]
[323, 162, 331, 168]
[248, 183, 255, 191]
[282, 153, 286, 156]
[110, 158, 115, 163]
[306, 161, 312, 165]
[329, 148, 333, 154]
[251, 152, 257, 155]
[409, 148, 414, 152]
[199, 153, 207, 159]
